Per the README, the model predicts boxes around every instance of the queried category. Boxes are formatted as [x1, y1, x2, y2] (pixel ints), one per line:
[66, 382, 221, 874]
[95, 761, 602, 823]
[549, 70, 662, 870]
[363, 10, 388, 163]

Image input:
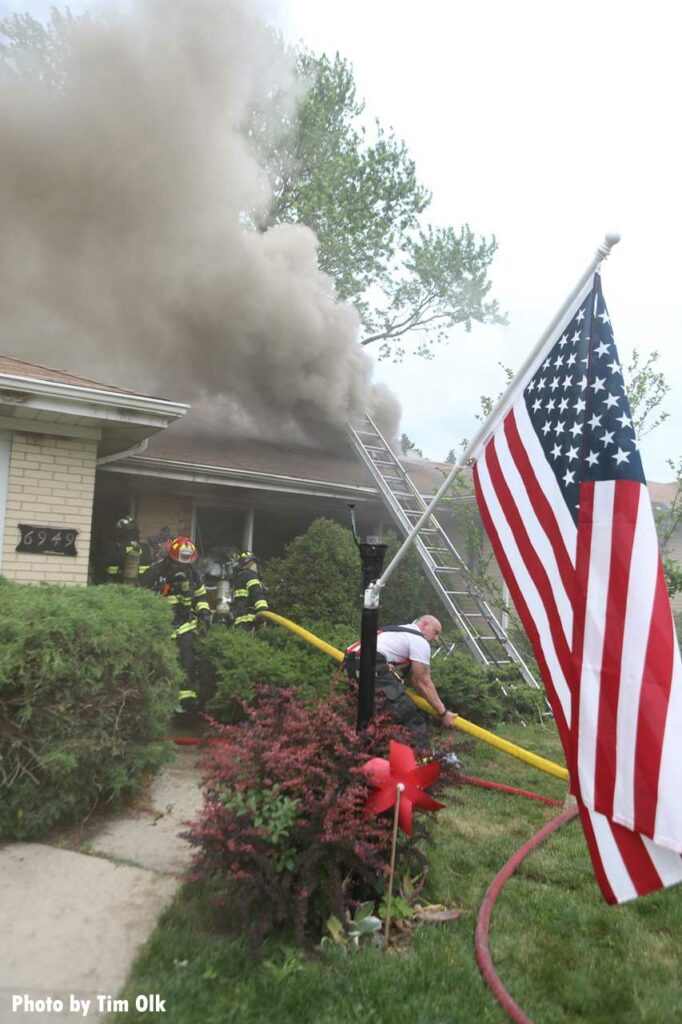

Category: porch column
[242, 507, 254, 551]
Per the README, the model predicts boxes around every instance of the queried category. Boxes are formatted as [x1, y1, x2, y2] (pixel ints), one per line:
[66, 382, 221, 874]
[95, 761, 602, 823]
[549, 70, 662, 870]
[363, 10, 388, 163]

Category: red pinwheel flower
[362, 740, 445, 836]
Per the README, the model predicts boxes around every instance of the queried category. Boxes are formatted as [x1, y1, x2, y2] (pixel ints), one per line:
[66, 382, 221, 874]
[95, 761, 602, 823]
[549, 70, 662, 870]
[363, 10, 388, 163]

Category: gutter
[97, 438, 150, 466]
[101, 454, 380, 501]
[0, 372, 188, 419]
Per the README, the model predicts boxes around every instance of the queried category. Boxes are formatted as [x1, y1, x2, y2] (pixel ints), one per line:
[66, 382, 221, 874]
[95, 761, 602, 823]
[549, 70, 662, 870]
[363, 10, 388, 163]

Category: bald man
[346, 614, 458, 752]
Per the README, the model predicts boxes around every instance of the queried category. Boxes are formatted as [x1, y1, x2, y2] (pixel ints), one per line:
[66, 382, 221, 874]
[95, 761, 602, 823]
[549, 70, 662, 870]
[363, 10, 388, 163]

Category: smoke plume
[0, 0, 400, 443]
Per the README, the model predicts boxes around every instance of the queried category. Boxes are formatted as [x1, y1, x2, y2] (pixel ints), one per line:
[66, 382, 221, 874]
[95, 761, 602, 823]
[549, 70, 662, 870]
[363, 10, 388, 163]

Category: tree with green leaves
[254, 51, 505, 360]
[400, 432, 422, 458]
[0, 7, 80, 88]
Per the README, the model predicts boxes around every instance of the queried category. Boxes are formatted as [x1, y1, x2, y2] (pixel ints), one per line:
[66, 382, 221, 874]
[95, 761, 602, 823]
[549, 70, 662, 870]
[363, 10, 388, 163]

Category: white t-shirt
[375, 625, 431, 668]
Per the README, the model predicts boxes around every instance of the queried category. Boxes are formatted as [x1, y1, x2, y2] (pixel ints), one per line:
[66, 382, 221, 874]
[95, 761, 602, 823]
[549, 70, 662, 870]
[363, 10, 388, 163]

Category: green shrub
[0, 580, 183, 840]
[263, 518, 434, 629]
[196, 623, 355, 722]
[431, 651, 547, 727]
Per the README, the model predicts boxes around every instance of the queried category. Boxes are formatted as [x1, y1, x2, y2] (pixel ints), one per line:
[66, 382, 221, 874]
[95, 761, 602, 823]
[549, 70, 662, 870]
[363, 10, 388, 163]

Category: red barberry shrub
[184, 686, 428, 946]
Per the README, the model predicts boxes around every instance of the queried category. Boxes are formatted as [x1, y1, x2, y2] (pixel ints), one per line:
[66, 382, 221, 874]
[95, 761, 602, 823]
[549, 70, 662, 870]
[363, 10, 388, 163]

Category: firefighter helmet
[237, 550, 257, 569]
[167, 536, 198, 564]
[115, 515, 136, 532]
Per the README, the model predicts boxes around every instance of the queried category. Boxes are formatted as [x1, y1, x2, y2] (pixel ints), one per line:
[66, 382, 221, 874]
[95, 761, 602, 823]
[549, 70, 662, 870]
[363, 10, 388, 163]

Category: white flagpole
[368, 232, 621, 602]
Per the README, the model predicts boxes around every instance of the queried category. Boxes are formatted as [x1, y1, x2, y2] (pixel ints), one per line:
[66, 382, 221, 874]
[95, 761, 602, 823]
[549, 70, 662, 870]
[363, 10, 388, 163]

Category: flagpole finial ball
[597, 232, 622, 259]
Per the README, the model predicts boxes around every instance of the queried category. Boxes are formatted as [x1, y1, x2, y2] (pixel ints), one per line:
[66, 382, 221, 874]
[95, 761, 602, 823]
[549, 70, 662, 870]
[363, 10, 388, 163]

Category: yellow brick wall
[135, 491, 194, 550]
[1, 432, 97, 585]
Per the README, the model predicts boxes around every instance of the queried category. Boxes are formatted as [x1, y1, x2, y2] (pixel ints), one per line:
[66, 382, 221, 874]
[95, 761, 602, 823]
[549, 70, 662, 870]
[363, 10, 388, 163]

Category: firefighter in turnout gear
[140, 536, 211, 713]
[343, 616, 459, 756]
[233, 551, 268, 630]
[103, 515, 152, 583]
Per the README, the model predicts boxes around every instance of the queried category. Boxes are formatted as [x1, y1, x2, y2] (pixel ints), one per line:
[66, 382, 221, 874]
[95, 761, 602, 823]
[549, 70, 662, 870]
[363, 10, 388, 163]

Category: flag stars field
[521, 283, 645, 515]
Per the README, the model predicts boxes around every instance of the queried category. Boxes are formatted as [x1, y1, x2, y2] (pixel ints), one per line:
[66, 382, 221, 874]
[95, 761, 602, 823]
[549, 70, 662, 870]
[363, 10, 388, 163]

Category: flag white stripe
[654, 638, 682, 851]
[614, 486, 658, 831]
[495, 418, 574, 649]
[514, 399, 578, 567]
[477, 449, 572, 724]
[577, 482, 615, 808]
[586, 807, 638, 903]
[642, 833, 682, 886]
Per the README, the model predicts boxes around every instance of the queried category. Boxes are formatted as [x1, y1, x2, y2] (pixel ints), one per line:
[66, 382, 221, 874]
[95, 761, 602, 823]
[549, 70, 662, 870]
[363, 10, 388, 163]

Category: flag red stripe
[484, 436, 574, 690]
[609, 819, 664, 897]
[473, 462, 571, 749]
[504, 412, 575, 594]
[634, 560, 676, 838]
[579, 803, 667, 902]
[594, 480, 641, 818]
[578, 803, 617, 904]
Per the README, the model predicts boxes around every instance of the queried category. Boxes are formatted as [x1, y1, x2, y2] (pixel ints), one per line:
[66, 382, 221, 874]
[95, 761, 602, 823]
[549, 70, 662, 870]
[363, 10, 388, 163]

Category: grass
[109, 721, 682, 1024]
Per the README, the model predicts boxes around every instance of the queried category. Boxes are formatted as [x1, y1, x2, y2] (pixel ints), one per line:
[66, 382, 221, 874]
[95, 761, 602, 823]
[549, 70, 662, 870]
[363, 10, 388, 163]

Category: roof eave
[0, 372, 188, 423]
[101, 454, 379, 502]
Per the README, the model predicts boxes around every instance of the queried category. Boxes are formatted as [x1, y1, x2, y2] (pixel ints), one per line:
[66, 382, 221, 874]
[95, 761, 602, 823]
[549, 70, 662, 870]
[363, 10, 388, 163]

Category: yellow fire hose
[260, 610, 347, 663]
[257, 610, 568, 782]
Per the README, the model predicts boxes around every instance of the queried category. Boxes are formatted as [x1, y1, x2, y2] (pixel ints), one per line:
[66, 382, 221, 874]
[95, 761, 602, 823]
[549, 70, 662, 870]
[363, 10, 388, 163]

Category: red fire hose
[458, 774, 563, 808]
[474, 805, 579, 1024]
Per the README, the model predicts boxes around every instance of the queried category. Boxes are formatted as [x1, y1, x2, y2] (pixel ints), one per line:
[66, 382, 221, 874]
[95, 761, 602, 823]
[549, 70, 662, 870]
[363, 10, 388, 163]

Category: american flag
[472, 271, 682, 902]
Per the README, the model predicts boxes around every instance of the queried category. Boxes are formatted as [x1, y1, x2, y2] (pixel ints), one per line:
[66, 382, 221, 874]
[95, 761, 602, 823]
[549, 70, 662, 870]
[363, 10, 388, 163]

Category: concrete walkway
[0, 746, 204, 1024]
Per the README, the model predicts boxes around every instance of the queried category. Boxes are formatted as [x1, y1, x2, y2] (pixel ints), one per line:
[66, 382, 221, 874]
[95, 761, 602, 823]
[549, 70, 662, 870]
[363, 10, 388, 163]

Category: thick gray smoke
[0, 0, 400, 443]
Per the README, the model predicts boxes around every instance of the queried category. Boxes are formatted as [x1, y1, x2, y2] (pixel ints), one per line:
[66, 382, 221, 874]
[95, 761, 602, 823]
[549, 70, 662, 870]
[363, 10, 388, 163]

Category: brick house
[0, 356, 186, 584]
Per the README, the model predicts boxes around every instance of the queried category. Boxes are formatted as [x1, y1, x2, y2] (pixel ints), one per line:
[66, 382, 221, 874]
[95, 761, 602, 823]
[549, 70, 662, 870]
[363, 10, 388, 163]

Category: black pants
[376, 675, 430, 750]
[176, 630, 195, 684]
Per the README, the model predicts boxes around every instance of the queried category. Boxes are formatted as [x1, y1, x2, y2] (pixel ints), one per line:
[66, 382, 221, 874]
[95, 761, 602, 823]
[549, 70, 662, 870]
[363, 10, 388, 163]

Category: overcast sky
[3, 0, 681, 479]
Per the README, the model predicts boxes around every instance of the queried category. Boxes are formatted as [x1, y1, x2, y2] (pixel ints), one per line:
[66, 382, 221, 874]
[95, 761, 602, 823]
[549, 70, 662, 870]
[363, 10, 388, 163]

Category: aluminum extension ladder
[347, 415, 539, 689]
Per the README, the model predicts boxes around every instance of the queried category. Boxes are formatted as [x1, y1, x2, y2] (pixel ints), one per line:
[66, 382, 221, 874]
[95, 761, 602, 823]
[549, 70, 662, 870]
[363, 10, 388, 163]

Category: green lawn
[110, 721, 682, 1024]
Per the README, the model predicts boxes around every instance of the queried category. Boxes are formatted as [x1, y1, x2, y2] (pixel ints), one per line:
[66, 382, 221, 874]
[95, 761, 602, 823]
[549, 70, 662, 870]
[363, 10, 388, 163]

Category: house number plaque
[16, 524, 79, 557]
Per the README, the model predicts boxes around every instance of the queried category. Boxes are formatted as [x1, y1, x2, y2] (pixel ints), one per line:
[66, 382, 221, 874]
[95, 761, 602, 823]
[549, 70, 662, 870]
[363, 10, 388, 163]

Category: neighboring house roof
[647, 480, 678, 509]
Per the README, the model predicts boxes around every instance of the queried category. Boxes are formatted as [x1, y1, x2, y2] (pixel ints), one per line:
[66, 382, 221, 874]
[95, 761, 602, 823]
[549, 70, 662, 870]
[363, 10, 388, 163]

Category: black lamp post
[349, 506, 387, 731]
